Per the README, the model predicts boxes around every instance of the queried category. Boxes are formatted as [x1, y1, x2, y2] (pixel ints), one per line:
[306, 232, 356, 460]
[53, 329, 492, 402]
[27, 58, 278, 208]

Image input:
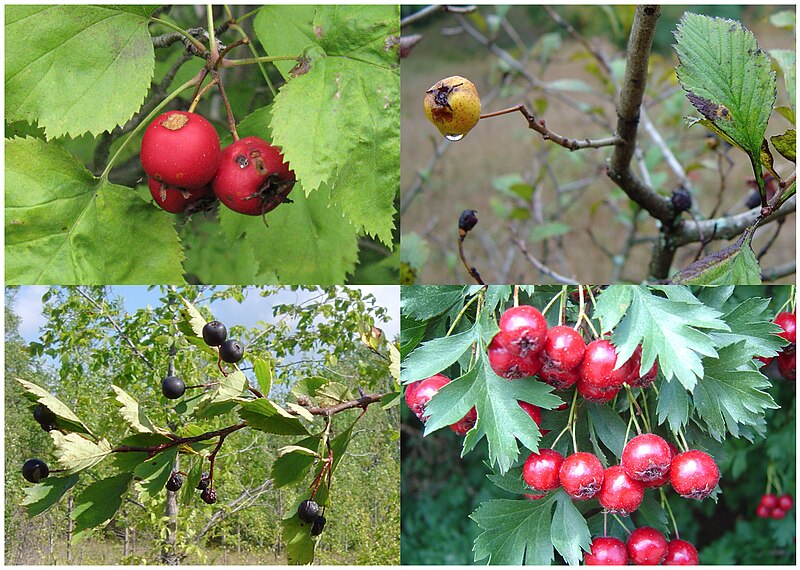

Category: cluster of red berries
[487, 305, 657, 403]
[523, 434, 720, 515]
[756, 492, 794, 519]
[140, 111, 295, 216]
[759, 312, 796, 380]
[585, 529, 698, 565]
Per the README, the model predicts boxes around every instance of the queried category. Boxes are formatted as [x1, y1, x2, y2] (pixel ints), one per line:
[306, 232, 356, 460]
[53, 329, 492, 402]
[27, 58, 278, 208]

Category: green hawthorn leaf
[702, 296, 787, 358]
[316, 381, 351, 404]
[5, 5, 154, 138]
[22, 474, 80, 516]
[218, 186, 358, 284]
[261, 5, 400, 246]
[50, 432, 112, 474]
[271, 435, 322, 488]
[109, 385, 160, 434]
[278, 445, 320, 458]
[670, 233, 761, 285]
[180, 458, 203, 506]
[400, 325, 480, 384]
[5, 138, 185, 284]
[291, 376, 328, 399]
[388, 341, 401, 381]
[771, 129, 796, 163]
[587, 404, 627, 459]
[239, 399, 310, 435]
[472, 493, 590, 565]
[486, 465, 529, 495]
[283, 508, 317, 565]
[693, 342, 778, 440]
[72, 473, 133, 537]
[178, 296, 207, 340]
[675, 14, 776, 161]
[254, 359, 274, 397]
[401, 285, 465, 321]
[598, 286, 728, 390]
[134, 447, 179, 502]
[111, 433, 172, 471]
[17, 378, 93, 436]
[424, 354, 562, 473]
[770, 49, 796, 111]
[206, 370, 248, 405]
[400, 316, 426, 359]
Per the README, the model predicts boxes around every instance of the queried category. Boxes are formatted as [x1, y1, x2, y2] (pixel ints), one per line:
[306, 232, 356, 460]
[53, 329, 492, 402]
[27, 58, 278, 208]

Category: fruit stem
[222, 55, 301, 67]
[611, 514, 632, 535]
[513, 285, 519, 308]
[558, 286, 568, 327]
[100, 77, 199, 181]
[660, 488, 680, 539]
[228, 23, 277, 97]
[446, 291, 483, 337]
[206, 4, 218, 63]
[188, 77, 219, 113]
[214, 37, 251, 69]
[458, 228, 485, 285]
[623, 386, 645, 434]
[540, 290, 563, 319]
[210, 68, 240, 141]
[568, 389, 579, 454]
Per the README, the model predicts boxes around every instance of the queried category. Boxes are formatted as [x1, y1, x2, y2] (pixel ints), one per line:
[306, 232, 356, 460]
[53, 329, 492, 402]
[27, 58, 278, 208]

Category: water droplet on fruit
[445, 133, 464, 141]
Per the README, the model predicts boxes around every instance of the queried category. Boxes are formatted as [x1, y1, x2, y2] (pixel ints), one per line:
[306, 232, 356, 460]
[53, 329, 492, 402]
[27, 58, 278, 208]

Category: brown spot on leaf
[290, 56, 311, 77]
[686, 93, 731, 123]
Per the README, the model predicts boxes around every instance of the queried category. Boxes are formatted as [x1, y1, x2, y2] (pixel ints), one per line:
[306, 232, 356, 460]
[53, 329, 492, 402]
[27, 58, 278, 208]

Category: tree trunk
[161, 457, 180, 565]
[66, 493, 74, 564]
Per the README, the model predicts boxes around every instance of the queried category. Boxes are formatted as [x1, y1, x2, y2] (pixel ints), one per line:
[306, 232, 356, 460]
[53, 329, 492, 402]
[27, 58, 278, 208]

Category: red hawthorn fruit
[488, 337, 542, 379]
[621, 433, 673, 483]
[626, 526, 668, 565]
[584, 536, 628, 565]
[522, 448, 565, 492]
[670, 450, 720, 500]
[404, 374, 450, 421]
[559, 452, 604, 500]
[663, 539, 699, 565]
[598, 465, 645, 515]
[518, 401, 549, 435]
[775, 312, 796, 344]
[148, 178, 213, 214]
[580, 339, 634, 392]
[496, 305, 548, 358]
[542, 326, 586, 370]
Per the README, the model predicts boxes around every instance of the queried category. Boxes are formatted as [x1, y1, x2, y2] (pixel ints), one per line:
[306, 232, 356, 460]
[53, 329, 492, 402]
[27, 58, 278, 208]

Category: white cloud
[12, 286, 49, 341]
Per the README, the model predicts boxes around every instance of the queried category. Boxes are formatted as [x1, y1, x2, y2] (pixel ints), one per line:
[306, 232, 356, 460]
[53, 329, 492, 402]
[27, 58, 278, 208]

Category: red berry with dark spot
[148, 178, 213, 214]
[577, 377, 619, 403]
[404, 374, 450, 421]
[778, 494, 793, 511]
[542, 326, 585, 370]
[622, 433, 672, 482]
[663, 539, 698, 565]
[518, 401, 549, 435]
[599, 465, 644, 515]
[449, 406, 477, 435]
[627, 526, 668, 565]
[559, 452, 604, 500]
[213, 136, 295, 216]
[670, 450, 720, 500]
[628, 345, 659, 388]
[488, 337, 542, 379]
[540, 362, 580, 390]
[522, 448, 564, 492]
[585, 536, 628, 565]
[141, 111, 221, 188]
[775, 312, 796, 344]
[497, 305, 548, 358]
[642, 441, 676, 488]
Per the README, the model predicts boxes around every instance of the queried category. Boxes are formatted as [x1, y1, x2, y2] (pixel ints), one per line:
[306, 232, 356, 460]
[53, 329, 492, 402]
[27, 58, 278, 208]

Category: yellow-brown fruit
[423, 76, 481, 140]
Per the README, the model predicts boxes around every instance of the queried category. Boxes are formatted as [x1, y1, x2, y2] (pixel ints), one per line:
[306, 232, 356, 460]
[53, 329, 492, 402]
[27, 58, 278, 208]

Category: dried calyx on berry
[459, 209, 478, 233]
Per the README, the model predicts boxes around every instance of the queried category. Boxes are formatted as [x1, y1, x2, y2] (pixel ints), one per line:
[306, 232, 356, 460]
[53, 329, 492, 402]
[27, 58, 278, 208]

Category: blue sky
[11, 286, 399, 343]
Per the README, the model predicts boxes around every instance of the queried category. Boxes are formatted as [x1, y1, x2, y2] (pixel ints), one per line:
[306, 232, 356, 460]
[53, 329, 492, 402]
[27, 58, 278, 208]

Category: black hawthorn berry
[459, 209, 478, 232]
[298, 499, 319, 523]
[201, 487, 217, 504]
[166, 472, 183, 492]
[219, 340, 244, 364]
[202, 321, 227, 347]
[745, 190, 761, 209]
[671, 188, 692, 213]
[161, 376, 186, 399]
[196, 472, 210, 490]
[310, 515, 327, 536]
[22, 458, 49, 483]
[33, 404, 57, 431]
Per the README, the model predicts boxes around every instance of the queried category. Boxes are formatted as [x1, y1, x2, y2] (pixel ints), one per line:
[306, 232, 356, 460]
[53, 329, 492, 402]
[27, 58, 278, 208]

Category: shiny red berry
[580, 339, 632, 391]
[585, 536, 628, 565]
[540, 362, 580, 390]
[756, 504, 771, 518]
[141, 111, 221, 188]
[148, 178, 213, 214]
[622, 433, 672, 482]
[771, 507, 786, 519]
[599, 465, 644, 515]
[778, 494, 794, 511]
[518, 401, 549, 435]
[670, 450, 720, 500]
[212, 136, 295, 216]
[627, 526, 668, 565]
[497, 305, 548, 358]
[404, 374, 450, 421]
[577, 377, 619, 403]
[449, 407, 477, 435]
[542, 326, 585, 370]
[488, 337, 542, 379]
[559, 452, 604, 500]
[642, 440, 676, 488]
[663, 539, 698, 565]
[522, 448, 565, 492]
[760, 494, 778, 509]
[775, 312, 796, 344]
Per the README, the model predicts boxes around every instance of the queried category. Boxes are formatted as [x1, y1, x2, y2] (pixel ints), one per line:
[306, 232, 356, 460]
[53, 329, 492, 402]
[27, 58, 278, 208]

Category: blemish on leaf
[685, 93, 732, 124]
[314, 26, 323, 39]
[290, 56, 311, 77]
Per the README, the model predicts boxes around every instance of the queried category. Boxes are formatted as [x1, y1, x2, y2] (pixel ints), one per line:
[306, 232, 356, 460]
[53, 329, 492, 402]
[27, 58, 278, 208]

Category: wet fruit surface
[423, 75, 481, 139]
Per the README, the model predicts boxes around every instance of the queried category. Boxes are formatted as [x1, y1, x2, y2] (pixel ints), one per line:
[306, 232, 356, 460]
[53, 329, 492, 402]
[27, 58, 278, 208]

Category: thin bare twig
[511, 229, 579, 284]
[400, 5, 476, 27]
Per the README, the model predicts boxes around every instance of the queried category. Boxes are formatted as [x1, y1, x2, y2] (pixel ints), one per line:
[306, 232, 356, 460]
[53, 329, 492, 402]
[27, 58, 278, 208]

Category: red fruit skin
[147, 179, 212, 214]
[771, 507, 786, 519]
[775, 312, 797, 344]
[622, 433, 673, 482]
[522, 448, 565, 492]
[585, 536, 628, 565]
[542, 326, 585, 370]
[776, 350, 795, 381]
[580, 340, 632, 391]
[449, 406, 477, 435]
[663, 539, 699, 565]
[488, 337, 542, 379]
[540, 361, 580, 390]
[524, 492, 545, 500]
[627, 526, 668, 565]
[518, 401, 549, 435]
[756, 504, 771, 518]
[497, 305, 548, 358]
[404, 374, 450, 421]
[756, 355, 774, 368]
[761, 493, 778, 509]
[642, 443, 676, 488]
[629, 345, 659, 388]
[559, 452, 604, 500]
[213, 136, 295, 216]
[599, 465, 645, 515]
[577, 377, 619, 403]
[670, 450, 720, 500]
[141, 111, 221, 188]
[778, 494, 794, 511]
